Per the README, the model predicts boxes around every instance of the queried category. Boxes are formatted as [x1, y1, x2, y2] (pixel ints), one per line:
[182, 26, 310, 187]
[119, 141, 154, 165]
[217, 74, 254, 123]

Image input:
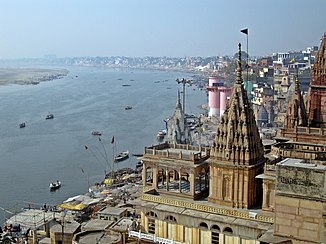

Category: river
[0, 65, 207, 225]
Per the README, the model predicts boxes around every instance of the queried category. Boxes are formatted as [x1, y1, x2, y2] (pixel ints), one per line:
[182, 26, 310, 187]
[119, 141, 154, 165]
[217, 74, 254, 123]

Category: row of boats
[19, 113, 54, 128]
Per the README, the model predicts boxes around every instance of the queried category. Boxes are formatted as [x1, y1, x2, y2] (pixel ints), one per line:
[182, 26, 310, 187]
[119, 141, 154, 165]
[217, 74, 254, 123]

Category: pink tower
[207, 75, 231, 117]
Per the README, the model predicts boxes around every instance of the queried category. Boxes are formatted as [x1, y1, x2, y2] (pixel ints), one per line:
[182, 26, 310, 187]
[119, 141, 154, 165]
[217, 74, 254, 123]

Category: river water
[0, 65, 207, 224]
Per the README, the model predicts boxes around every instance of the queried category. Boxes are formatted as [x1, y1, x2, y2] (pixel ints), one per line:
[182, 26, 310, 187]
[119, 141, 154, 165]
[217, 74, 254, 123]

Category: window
[165, 215, 177, 222]
[212, 232, 219, 244]
[199, 222, 208, 229]
[211, 225, 220, 244]
[146, 211, 157, 234]
[148, 218, 155, 234]
[223, 227, 233, 234]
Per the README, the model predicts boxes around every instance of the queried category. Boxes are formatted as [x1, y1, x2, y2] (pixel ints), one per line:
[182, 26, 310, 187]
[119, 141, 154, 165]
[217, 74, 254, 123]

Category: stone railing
[281, 126, 326, 136]
[141, 194, 274, 224]
[128, 229, 185, 244]
[144, 143, 210, 163]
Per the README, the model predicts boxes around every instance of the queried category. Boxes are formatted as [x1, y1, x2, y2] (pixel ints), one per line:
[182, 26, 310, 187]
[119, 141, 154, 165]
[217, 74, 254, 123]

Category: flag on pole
[240, 28, 248, 35]
[111, 136, 115, 144]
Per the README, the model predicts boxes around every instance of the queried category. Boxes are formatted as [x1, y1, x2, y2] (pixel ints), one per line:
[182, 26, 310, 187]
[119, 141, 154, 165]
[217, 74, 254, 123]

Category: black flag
[240, 28, 248, 35]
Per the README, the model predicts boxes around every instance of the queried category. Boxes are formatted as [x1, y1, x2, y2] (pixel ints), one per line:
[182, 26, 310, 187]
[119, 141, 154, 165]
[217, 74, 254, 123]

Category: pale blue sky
[0, 0, 325, 59]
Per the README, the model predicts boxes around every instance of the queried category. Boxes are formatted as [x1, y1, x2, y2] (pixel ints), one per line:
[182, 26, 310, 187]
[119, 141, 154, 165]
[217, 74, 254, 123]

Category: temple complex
[136, 32, 326, 244]
[137, 44, 275, 243]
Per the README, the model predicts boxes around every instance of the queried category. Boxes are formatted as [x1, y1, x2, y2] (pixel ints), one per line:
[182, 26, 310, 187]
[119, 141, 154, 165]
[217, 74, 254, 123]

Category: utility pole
[176, 78, 191, 116]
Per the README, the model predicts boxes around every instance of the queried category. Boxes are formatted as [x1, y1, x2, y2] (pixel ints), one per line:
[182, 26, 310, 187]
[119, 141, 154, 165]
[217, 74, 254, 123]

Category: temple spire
[212, 43, 264, 165]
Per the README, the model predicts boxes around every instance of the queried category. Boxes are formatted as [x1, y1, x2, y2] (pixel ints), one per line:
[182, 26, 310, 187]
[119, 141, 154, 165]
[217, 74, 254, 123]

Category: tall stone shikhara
[284, 76, 308, 128]
[279, 32, 326, 144]
[209, 43, 265, 209]
[306, 32, 326, 127]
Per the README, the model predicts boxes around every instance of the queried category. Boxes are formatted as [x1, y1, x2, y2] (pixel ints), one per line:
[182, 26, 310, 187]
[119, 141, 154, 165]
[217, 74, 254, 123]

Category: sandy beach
[0, 68, 69, 85]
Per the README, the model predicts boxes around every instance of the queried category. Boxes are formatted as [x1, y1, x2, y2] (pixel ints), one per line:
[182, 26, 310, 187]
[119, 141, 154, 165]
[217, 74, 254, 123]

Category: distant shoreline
[0, 68, 69, 86]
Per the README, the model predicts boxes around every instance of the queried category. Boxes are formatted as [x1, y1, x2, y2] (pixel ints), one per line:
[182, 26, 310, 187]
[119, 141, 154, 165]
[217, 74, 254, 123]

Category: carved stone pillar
[142, 162, 147, 187]
[166, 168, 169, 191]
[153, 166, 158, 189]
[189, 170, 195, 196]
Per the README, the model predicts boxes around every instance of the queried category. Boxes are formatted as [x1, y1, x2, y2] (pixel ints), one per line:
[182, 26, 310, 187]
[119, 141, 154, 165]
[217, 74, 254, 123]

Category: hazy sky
[0, 0, 325, 59]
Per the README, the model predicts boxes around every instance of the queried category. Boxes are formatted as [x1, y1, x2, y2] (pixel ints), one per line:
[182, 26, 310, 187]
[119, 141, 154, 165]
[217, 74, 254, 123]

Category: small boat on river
[45, 113, 54, 120]
[50, 180, 61, 191]
[91, 131, 102, 136]
[115, 150, 129, 162]
[19, 122, 26, 128]
[125, 106, 132, 110]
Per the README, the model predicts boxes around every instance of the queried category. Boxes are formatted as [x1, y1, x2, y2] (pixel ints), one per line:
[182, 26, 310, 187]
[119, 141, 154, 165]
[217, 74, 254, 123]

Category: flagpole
[246, 32, 249, 82]
[240, 28, 249, 83]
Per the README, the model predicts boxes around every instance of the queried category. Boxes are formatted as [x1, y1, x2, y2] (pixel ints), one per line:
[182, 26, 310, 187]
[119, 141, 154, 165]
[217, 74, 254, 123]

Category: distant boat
[132, 153, 143, 157]
[125, 106, 132, 110]
[19, 122, 26, 128]
[50, 180, 61, 191]
[115, 150, 129, 162]
[45, 113, 54, 120]
[122, 84, 131, 87]
[91, 131, 102, 136]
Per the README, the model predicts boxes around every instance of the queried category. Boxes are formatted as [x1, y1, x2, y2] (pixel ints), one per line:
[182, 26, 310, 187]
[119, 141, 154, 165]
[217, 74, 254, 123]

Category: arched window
[223, 227, 233, 234]
[146, 211, 157, 218]
[211, 225, 220, 232]
[165, 215, 177, 223]
[211, 225, 220, 244]
[146, 211, 157, 234]
[146, 167, 153, 184]
[199, 222, 208, 229]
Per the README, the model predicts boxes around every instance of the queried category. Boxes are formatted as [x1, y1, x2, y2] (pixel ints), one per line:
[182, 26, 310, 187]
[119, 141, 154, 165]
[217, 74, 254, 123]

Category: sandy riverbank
[0, 68, 69, 86]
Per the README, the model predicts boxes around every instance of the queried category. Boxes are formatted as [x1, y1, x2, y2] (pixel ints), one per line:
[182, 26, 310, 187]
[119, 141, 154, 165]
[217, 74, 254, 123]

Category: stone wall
[275, 158, 326, 243]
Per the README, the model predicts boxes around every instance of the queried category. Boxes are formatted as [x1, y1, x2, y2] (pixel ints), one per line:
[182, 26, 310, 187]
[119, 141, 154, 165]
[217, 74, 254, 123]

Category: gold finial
[236, 43, 242, 84]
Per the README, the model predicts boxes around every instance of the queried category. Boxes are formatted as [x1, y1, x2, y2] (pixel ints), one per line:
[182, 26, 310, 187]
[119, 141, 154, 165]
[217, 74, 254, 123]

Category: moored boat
[50, 180, 61, 190]
[114, 150, 129, 162]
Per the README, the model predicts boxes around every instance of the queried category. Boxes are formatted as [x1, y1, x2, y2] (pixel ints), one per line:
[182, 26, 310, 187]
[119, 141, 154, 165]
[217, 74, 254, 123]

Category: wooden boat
[45, 113, 54, 120]
[50, 180, 61, 190]
[132, 153, 143, 157]
[91, 131, 102, 136]
[19, 122, 26, 128]
[114, 150, 129, 162]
